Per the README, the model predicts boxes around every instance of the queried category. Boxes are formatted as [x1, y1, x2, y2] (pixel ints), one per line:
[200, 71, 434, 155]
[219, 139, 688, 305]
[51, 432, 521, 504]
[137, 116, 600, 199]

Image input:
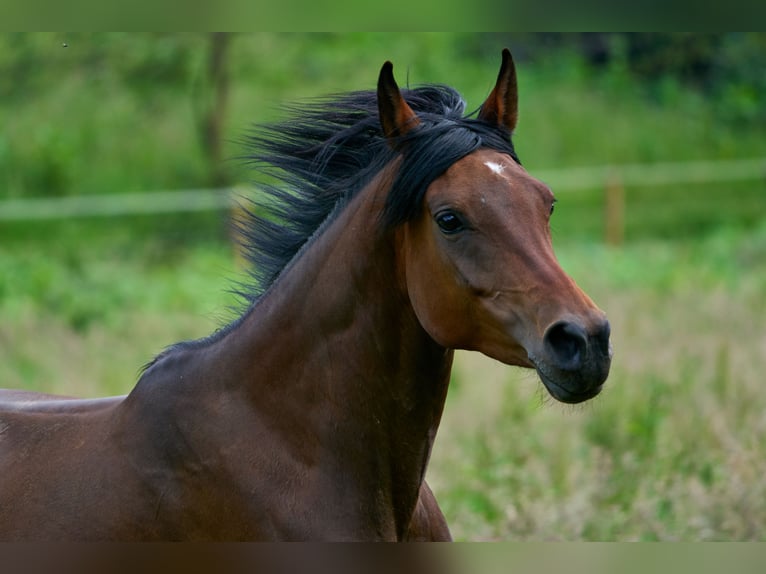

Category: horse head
[379, 50, 612, 404]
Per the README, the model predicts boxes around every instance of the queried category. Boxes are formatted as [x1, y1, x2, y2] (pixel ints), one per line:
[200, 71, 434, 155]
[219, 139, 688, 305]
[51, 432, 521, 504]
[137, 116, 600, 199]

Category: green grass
[0, 231, 238, 396]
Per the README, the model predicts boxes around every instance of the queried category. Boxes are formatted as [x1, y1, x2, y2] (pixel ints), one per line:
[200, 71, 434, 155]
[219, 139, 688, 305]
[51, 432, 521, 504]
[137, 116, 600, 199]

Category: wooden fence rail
[2, 157, 765, 245]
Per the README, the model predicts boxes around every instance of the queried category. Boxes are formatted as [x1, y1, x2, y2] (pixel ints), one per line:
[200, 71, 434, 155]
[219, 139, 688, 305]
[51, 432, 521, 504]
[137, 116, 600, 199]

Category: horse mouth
[533, 364, 604, 404]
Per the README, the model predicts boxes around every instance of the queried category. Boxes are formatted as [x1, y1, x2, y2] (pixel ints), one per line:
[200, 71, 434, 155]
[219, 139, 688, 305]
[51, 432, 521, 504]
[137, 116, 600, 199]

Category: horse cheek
[404, 239, 473, 350]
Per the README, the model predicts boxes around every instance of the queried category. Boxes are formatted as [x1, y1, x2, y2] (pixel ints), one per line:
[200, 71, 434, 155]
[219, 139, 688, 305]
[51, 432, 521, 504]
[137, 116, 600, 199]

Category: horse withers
[0, 49, 611, 540]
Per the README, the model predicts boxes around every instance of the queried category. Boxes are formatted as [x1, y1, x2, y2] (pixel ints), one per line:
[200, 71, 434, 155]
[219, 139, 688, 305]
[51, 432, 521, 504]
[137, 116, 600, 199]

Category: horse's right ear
[377, 61, 419, 141]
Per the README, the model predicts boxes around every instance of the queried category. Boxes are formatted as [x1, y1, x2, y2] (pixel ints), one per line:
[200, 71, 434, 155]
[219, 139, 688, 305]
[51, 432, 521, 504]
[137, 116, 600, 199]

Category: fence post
[604, 173, 625, 246]
[200, 32, 231, 187]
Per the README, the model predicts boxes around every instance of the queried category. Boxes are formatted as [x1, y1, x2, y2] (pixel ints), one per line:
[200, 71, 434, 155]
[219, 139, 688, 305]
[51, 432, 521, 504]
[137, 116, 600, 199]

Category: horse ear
[377, 61, 420, 140]
[478, 48, 518, 133]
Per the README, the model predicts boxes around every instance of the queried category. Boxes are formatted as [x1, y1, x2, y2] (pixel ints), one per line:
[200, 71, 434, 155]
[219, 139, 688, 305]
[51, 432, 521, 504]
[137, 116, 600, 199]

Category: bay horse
[0, 49, 611, 541]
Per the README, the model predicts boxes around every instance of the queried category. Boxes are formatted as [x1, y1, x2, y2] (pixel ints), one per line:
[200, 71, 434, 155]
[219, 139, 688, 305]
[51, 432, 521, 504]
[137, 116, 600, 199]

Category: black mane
[141, 83, 522, 371]
[237, 83, 520, 305]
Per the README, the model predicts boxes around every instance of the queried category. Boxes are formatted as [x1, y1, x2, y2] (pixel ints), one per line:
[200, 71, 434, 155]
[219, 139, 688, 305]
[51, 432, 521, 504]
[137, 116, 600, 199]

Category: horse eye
[550, 200, 557, 216]
[435, 211, 464, 234]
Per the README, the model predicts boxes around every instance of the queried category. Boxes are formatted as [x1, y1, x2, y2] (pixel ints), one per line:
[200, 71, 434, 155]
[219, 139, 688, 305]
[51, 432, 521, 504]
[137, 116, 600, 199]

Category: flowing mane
[237, 84, 521, 304]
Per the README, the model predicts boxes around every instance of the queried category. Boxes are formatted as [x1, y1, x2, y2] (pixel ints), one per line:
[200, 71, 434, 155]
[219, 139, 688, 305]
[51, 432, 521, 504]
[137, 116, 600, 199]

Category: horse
[0, 49, 611, 541]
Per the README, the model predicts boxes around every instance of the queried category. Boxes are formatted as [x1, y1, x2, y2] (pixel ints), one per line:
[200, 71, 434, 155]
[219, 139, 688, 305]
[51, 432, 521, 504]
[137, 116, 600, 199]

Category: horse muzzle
[531, 318, 612, 404]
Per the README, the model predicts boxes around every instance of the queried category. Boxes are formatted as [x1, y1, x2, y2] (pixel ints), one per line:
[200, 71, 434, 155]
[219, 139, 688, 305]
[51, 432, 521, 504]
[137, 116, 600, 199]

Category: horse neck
[213, 171, 453, 530]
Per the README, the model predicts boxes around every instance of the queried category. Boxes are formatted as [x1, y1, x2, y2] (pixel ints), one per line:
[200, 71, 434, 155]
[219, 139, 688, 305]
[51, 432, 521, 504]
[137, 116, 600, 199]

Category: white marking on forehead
[484, 161, 505, 175]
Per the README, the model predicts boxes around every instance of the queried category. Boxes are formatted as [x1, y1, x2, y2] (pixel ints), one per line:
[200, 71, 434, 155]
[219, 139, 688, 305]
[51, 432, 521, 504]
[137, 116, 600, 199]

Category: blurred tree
[461, 33, 765, 125]
[709, 33, 766, 124]
[632, 34, 714, 80]
[196, 33, 231, 187]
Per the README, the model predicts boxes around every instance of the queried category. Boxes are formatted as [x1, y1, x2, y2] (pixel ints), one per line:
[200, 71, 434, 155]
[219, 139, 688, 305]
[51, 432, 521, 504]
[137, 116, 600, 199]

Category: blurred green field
[1, 33, 765, 540]
[2, 33, 765, 241]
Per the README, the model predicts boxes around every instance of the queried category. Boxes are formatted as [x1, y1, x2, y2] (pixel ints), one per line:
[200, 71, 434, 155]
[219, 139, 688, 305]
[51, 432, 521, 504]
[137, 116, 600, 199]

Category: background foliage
[1, 33, 765, 540]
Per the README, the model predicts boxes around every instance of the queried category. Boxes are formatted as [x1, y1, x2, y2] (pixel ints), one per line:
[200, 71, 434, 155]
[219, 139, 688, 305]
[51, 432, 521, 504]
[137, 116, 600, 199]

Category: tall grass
[0, 239, 237, 396]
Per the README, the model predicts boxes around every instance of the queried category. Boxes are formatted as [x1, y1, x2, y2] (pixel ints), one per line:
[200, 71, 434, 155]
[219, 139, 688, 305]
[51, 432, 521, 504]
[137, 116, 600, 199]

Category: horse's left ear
[478, 48, 518, 133]
[377, 61, 420, 141]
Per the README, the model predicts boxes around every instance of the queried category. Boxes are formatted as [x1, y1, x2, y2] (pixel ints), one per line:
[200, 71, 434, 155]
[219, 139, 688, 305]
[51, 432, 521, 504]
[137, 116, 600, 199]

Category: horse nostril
[595, 319, 612, 358]
[544, 321, 587, 371]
